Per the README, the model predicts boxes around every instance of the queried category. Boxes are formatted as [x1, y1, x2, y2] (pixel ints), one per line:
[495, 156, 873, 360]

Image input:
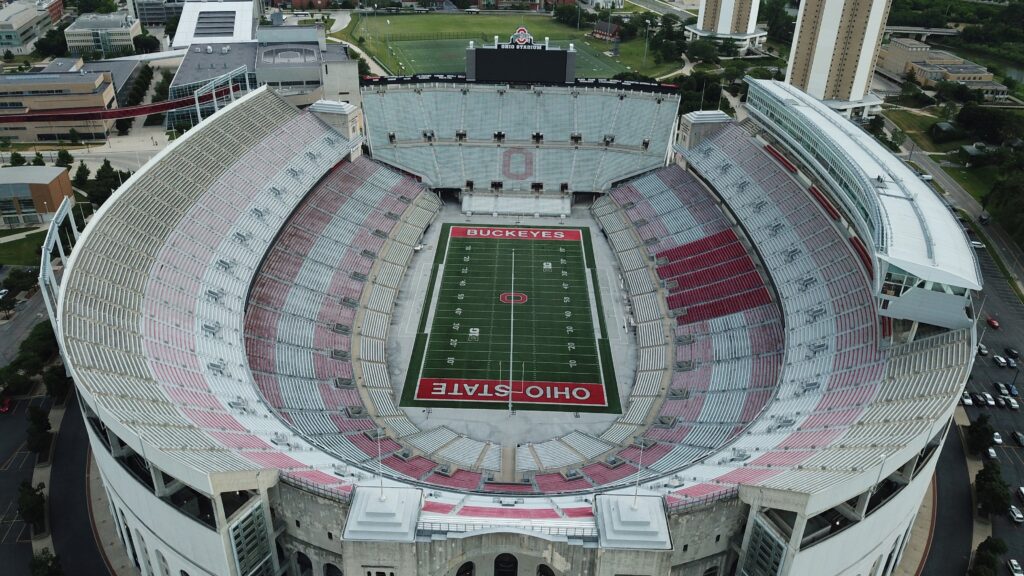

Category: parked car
[995, 355, 1009, 368]
[1011, 506, 1024, 524]
[1009, 559, 1023, 576]
[1010, 398, 1020, 410]
[1007, 348, 1021, 359]
[962, 392, 974, 406]
[989, 316, 1001, 329]
[988, 447, 1000, 460]
[1011, 358, 1018, 369]
[0, 288, 8, 299]
[971, 240, 986, 249]
[997, 382, 1010, 396]
[995, 432, 1004, 445]
[984, 393, 997, 407]
[974, 392, 988, 406]
[979, 343, 990, 356]
[997, 397, 1008, 409]
[1011, 384, 1019, 398]
[0, 397, 10, 414]
[1014, 431, 1024, 446]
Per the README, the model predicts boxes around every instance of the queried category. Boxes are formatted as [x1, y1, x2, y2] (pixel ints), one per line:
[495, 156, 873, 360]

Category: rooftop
[171, 1, 255, 49]
[171, 42, 258, 88]
[0, 72, 105, 85]
[42, 57, 141, 94]
[66, 11, 135, 30]
[0, 1, 46, 27]
[0, 166, 67, 185]
[748, 79, 981, 291]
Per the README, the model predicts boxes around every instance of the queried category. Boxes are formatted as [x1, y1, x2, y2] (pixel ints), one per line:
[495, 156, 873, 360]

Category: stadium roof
[748, 79, 981, 291]
[171, 1, 255, 49]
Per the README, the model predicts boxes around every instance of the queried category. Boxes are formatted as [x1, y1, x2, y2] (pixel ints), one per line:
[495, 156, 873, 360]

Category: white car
[1011, 506, 1024, 524]
[995, 355, 1009, 368]
[984, 393, 997, 407]
[988, 447, 999, 460]
[962, 392, 974, 406]
[0, 288, 8, 299]
[1010, 559, 1024, 576]
[994, 432, 1004, 445]
[971, 240, 986, 249]
[1010, 398, 1020, 410]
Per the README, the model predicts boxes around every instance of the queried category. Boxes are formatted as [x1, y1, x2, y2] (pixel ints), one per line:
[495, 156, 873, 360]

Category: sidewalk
[894, 478, 936, 576]
[88, 455, 136, 576]
[0, 225, 46, 244]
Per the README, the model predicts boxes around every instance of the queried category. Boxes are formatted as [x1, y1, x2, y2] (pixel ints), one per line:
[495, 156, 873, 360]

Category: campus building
[0, 0, 55, 56]
[64, 11, 143, 56]
[876, 38, 1009, 101]
[41, 56, 142, 107]
[0, 71, 117, 142]
[0, 166, 72, 226]
[166, 25, 359, 127]
[785, 0, 891, 117]
[685, 0, 766, 53]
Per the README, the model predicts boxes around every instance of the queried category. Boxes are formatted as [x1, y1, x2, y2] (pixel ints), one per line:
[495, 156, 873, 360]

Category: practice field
[402, 225, 619, 413]
[386, 38, 625, 77]
[340, 13, 679, 78]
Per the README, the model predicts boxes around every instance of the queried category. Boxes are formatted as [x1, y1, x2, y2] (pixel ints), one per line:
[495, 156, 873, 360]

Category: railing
[417, 521, 599, 540]
[280, 474, 353, 505]
[664, 486, 740, 514]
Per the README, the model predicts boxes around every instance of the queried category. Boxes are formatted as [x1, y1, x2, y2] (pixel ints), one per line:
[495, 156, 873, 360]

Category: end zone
[415, 378, 608, 407]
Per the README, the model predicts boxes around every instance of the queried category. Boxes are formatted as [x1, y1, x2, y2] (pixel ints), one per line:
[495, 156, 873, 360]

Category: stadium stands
[361, 84, 679, 194]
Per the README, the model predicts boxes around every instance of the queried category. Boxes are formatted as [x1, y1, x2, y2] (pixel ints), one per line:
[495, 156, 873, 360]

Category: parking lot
[962, 249, 1024, 566]
[0, 395, 49, 576]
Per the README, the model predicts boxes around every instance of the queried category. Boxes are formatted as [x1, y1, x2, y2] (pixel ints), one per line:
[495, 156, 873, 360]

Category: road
[0, 396, 49, 576]
[960, 245, 1024, 568]
[0, 288, 47, 368]
[921, 427, 972, 575]
[622, 0, 695, 17]
[48, 395, 110, 576]
[884, 115, 1024, 292]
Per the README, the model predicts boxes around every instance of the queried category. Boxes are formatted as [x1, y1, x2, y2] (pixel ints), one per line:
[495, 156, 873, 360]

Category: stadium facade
[40, 70, 977, 576]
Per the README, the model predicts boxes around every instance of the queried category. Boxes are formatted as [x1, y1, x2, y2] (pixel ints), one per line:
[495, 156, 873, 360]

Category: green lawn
[402, 224, 619, 413]
[0, 227, 37, 238]
[943, 165, 1001, 203]
[0, 230, 45, 266]
[884, 109, 967, 153]
[338, 12, 680, 78]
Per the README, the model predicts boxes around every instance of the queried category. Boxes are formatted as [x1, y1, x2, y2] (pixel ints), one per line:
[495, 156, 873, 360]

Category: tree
[763, 0, 796, 43]
[356, 56, 371, 77]
[721, 60, 747, 83]
[73, 161, 90, 189]
[939, 101, 958, 122]
[115, 117, 133, 135]
[966, 413, 996, 454]
[971, 536, 1007, 576]
[68, 128, 81, 145]
[31, 152, 45, 166]
[133, 34, 161, 54]
[42, 366, 71, 403]
[890, 128, 907, 149]
[9, 151, 26, 166]
[18, 482, 46, 532]
[867, 115, 885, 135]
[975, 461, 1011, 516]
[2, 49, 12, 62]
[31, 548, 63, 576]
[33, 28, 67, 58]
[686, 39, 719, 63]
[164, 15, 180, 40]
[55, 149, 73, 168]
[26, 405, 53, 455]
[0, 293, 14, 320]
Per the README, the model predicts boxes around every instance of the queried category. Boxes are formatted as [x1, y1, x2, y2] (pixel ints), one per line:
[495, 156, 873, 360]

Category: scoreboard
[466, 27, 575, 85]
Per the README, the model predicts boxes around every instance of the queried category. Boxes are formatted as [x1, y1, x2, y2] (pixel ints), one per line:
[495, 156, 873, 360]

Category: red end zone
[450, 226, 581, 241]
[415, 378, 607, 407]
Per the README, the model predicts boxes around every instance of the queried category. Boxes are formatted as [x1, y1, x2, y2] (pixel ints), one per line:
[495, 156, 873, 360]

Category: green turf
[338, 13, 679, 78]
[0, 230, 45, 266]
[402, 224, 619, 413]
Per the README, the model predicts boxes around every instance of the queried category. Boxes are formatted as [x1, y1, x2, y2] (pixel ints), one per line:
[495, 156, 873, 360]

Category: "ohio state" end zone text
[415, 378, 607, 407]
[450, 226, 582, 241]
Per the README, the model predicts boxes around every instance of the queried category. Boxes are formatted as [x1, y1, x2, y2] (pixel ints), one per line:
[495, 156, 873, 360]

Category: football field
[402, 225, 619, 413]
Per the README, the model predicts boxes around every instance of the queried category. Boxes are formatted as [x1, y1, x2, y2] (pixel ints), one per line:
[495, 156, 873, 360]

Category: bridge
[0, 84, 238, 124]
[883, 26, 961, 41]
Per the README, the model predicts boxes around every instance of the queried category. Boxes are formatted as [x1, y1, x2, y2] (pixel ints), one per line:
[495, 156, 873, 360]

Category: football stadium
[40, 27, 979, 576]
